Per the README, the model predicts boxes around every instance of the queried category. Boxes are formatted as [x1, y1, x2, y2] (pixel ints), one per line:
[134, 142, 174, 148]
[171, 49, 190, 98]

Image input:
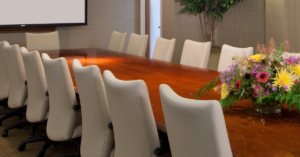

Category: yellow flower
[273, 68, 294, 91]
[221, 83, 229, 99]
[292, 64, 300, 78]
[248, 54, 266, 62]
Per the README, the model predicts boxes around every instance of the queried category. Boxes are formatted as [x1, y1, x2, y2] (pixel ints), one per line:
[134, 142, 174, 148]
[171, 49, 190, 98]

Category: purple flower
[272, 87, 277, 91]
[267, 82, 271, 86]
[284, 85, 288, 90]
[265, 90, 270, 95]
[280, 94, 282, 97]
[252, 73, 257, 77]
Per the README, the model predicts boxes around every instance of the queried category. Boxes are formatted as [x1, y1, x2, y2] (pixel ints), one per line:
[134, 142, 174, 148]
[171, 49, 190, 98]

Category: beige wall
[285, 0, 300, 52]
[265, 0, 285, 45]
[0, 0, 140, 51]
[162, 0, 265, 63]
[216, 0, 265, 49]
[162, 0, 174, 40]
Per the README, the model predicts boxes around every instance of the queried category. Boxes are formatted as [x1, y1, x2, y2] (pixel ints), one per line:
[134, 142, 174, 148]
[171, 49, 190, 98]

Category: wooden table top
[40, 48, 300, 157]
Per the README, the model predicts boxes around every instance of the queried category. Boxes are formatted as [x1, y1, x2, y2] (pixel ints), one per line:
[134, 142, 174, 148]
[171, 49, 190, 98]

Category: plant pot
[252, 101, 284, 114]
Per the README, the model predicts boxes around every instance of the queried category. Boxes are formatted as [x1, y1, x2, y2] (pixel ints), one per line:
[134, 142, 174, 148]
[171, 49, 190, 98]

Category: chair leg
[155, 131, 171, 156]
[0, 98, 8, 108]
[58, 138, 81, 157]
[36, 140, 54, 157]
[29, 121, 47, 139]
[18, 108, 26, 120]
[0, 108, 24, 126]
[0, 110, 15, 116]
[29, 123, 39, 139]
[2, 120, 31, 137]
[18, 135, 49, 151]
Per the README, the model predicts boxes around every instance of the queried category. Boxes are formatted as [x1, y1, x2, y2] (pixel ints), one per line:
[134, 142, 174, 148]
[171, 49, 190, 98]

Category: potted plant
[176, 0, 245, 48]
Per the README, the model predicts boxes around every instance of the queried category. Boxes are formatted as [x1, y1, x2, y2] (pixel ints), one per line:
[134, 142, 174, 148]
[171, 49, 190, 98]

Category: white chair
[73, 59, 114, 157]
[103, 70, 160, 157]
[159, 84, 233, 157]
[180, 40, 211, 69]
[41, 53, 82, 156]
[0, 41, 10, 107]
[108, 31, 127, 52]
[152, 37, 176, 62]
[17, 48, 51, 152]
[1, 44, 29, 136]
[26, 31, 60, 51]
[126, 33, 149, 57]
[284, 52, 300, 58]
[218, 44, 253, 72]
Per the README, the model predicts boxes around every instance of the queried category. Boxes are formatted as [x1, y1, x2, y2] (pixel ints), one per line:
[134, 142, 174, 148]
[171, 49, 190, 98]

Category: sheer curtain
[266, 0, 300, 52]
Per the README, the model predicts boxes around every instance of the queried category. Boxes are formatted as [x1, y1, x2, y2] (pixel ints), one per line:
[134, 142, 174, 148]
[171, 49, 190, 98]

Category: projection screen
[0, 0, 87, 27]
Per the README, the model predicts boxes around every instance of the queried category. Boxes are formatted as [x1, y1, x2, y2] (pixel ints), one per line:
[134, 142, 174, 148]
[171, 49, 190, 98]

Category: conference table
[40, 48, 300, 157]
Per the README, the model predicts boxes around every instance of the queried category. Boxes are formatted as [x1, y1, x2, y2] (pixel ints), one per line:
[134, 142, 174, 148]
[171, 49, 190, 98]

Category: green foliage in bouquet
[196, 40, 300, 111]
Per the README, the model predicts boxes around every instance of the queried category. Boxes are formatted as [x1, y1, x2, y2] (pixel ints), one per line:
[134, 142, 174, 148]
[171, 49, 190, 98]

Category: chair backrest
[159, 84, 232, 157]
[108, 31, 127, 52]
[26, 31, 60, 51]
[126, 33, 149, 57]
[0, 41, 10, 99]
[284, 52, 300, 58]
[180, 40, 211, 69]
[4, 44, 27, 108]
[72, 59, 113, 157]
[218, 44, 253, 72]
[103, 70, 160, 157]
[152, 37, 176, 62]
[21, 48, 48, 123]
[42, 53, 78, 141]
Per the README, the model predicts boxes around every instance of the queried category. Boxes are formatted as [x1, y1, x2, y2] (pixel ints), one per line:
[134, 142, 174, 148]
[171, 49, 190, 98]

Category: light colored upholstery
[285, 52, 300, 58]
[218, 44, 253, 72]
[26, 31, 60, 51]
[152, 37, 176, 62]
[42, 53, 82, 141]
[72, 59, 114, 157]
[4, 44, 27, 108]
[159, 84, 232, 157]
[108, 31, 127, 52]
[103, 70, 160, 157]
[0, 41, 10, 100]
[180, 40, 211, 69]
[21, 48, 48, 123]
[126, 33, 149, 57]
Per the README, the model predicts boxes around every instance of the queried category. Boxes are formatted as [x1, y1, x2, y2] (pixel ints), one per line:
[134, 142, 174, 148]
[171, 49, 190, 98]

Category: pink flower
[256, 71, 270, 83]
[265, 90, 270, 95]
[235, 80, 241, 90]
[254, 85, 264, 96]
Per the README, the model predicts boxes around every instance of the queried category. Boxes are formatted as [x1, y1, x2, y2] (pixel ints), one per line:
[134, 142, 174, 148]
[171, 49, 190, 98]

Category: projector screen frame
[0, 0, 88, 28]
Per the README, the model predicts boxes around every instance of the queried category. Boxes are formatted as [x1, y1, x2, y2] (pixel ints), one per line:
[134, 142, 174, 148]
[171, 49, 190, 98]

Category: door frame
[145, 0, 150, 58]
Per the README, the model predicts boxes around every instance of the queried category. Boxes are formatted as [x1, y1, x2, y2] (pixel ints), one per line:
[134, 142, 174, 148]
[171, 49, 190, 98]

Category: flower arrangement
[196, 39, 300, 112]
